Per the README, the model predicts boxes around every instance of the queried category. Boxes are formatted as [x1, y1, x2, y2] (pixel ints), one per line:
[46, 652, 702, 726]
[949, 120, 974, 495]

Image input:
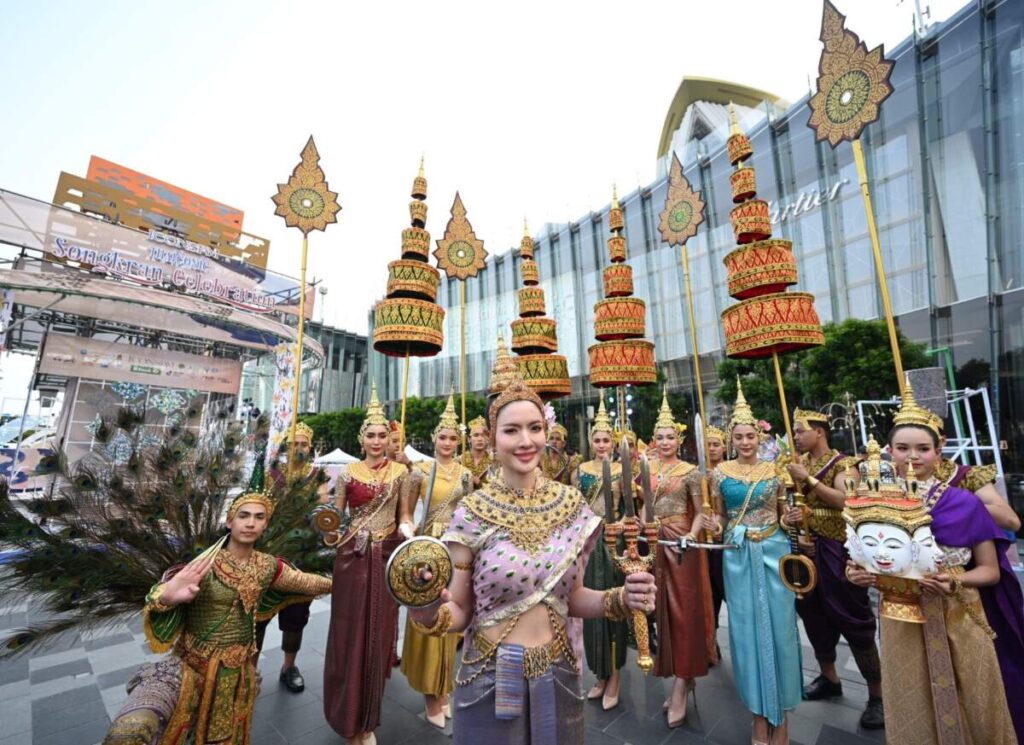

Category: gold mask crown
[892, 380, 943, 437]
[488, 374, 545, 435]
[843, 440, 930, 532]
[793, 408, 829, 429]
[467, 415, 488, 433]
[227, 489, 276, 521]
[432, 388, 460, 439]
[590, 399, 614, 439]
[729, 378, 759, 431]
[654, 388, 686, 435]
[360, 381, 389, 437]
[705, 425, 728, 444]
[288, 421, 315, 444]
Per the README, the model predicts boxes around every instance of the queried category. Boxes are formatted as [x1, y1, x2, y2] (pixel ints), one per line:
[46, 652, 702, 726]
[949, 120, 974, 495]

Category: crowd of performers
[94, 370, 1024, 745]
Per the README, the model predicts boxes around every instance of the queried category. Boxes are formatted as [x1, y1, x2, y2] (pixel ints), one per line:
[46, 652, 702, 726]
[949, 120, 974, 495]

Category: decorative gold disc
[385, 536, 453, 608]
[312, 506, 341, 533]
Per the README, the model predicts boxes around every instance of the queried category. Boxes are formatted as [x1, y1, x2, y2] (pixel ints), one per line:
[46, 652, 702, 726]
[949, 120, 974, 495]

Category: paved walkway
[0, 593, 896, 745]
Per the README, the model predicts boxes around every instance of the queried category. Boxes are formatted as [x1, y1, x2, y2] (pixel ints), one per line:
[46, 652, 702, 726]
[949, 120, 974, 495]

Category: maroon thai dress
[323, 460, 409, 738]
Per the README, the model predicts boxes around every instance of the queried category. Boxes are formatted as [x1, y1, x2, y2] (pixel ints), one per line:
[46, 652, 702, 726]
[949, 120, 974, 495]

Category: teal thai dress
[710, 460, 801, 726]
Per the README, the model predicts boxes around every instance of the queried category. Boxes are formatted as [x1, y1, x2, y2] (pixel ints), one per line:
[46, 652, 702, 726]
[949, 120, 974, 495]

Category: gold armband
[454, 561, 473, 572]
[146, 583, 173, 614]
[602, 587, 629, 621]
[411, 604, 454, 637]
[806, 476, 821, 490]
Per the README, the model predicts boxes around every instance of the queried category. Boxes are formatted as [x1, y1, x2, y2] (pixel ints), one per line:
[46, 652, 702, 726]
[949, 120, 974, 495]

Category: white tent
[405, 444, 433, 463]
[315, 448, 358, 465]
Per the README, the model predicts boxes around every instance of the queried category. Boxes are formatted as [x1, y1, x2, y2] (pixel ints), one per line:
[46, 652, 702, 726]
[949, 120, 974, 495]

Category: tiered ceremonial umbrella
[720, 107, 825, 444]
[509, 222, 570, 399]
[373, 161, 446, 438]
[588, 187, 658, 432]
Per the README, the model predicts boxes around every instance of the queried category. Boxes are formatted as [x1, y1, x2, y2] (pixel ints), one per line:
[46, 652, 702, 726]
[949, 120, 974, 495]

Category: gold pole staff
[657, 153, 716, 538]
[272, 136, 341, 465]
[435, 192, 488, 454]
[808, 0, 903, 393]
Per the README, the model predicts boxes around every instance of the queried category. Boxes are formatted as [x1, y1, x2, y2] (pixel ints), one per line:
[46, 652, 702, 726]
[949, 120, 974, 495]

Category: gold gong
[312, 506, 341, 533]
[779, 553, 817, 598]
[385, 536, 453, 608]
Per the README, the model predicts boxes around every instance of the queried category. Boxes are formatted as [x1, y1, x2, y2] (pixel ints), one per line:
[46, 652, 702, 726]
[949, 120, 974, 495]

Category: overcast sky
[0, 0, 964, 408]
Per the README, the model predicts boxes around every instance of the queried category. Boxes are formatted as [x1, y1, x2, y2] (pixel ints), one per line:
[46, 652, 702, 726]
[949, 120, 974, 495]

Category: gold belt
[370, 523, 396, 541]
[809, 508, 846, 541]
[472, 629, 574, 679]
[176, 636, 253, 672]
[658, 513, 691, 529]
[742, 523, 779, 542]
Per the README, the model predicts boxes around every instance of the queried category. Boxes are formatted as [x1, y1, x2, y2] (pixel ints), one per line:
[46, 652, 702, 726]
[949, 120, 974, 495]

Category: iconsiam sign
[510, 223, 570, 399]
[720, 111, 825, 359]
[588, 188, 657, 387]
[373, 163, 446, 357]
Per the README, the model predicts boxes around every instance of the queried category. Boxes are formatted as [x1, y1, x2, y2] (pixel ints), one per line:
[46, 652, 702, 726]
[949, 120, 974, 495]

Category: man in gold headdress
[102, 491, 332, 745]
[460, 415, 493, 488]
[259, 421, 330, 693]
[542, 421, 581, 485]
[785, 408, 883, 729]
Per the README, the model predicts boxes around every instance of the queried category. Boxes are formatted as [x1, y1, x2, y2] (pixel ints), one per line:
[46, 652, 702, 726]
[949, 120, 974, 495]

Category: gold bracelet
[453, 561, 473, 572]
[411, 604, 454, 636]
[147, 584, 173, 614]
[806, 476, 820, 490]
[603, 587, 629, 621]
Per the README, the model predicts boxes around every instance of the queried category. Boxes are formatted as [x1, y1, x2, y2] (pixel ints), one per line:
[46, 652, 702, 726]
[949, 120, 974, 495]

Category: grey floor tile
[374, 703, 433, 744]
[32, 684, 101, 714]
[251, 727, 288, 745]
[96, 664, 141, 691]
[262, 698, 328, 740]
[32, 698, 109, 739]
[0, 733, 32, 745]
[0, 701, 31, 739]
[32, 716, 110, 745]
[29, 658, 92, 685]
[83, 632, 134, 652]
[0, 657, 29, 686]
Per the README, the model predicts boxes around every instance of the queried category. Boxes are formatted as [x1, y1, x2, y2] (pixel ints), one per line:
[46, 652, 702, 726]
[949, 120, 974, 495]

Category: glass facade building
[370, 0, 1024, 510]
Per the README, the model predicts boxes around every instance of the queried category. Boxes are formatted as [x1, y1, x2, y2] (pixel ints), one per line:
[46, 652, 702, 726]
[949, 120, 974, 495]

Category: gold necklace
[719, 459, 774, 483]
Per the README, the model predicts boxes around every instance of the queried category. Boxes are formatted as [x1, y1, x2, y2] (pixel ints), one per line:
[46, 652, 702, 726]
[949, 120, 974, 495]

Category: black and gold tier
[510, 221, 570, 399]
[373, 160, 446, 357]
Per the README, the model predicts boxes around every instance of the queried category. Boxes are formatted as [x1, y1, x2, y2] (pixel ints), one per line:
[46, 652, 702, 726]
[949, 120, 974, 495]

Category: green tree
[302, 408, 365, 455]
[714, 318, 929, 431]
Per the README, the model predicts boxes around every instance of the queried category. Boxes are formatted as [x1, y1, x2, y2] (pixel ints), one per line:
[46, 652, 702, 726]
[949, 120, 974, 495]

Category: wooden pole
[287, 234, 309, 466]
[460, 280, 468, 453]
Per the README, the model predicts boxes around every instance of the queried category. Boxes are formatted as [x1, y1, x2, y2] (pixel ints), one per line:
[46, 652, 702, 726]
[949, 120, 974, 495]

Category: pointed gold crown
[590, 398, 614, 438]
[227, 489, 276, 521]
[467, 415, 488, 433]
[488, 373, 544, 435]
[705, 425, 728, 443]
[892, 380, 943, 437]
[433, 388, 460, 439]
[489, 334, 519, 395]
[654, 389, 686, 435]
[843, 438, 930, 532]
[729, 378, 758, 431]
[794, 408, 829, 429]
[360, 381, 389, 436]
[287, 421, 315, 443]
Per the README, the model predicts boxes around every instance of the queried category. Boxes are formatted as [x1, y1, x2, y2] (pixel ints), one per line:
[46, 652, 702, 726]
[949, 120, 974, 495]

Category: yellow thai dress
[400, 460, 473, 696]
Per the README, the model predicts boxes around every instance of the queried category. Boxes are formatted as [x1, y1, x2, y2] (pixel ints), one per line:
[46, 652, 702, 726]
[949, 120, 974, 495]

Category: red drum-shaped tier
[603, 264, 634, 297]
[730, 199, 772, 244]
[518, 287, 546, 317]
[728, 131, 753, 165]
[730, 166, 757, 203]
[511, 317, 559, 354]
[721, 292, 824, 358]
[373, 297, 446, 356]
[521, 259, 539, 286]
[401, 227, 431, 261]
[607, 235, 627, 263]
[588, 339, 657, 387]
[520, 235, 535, 260]
[723, 239, 798, 299]
[385, 259, 440, 301]
[516, 353, 571, 399]
[594, 297, 647, 341]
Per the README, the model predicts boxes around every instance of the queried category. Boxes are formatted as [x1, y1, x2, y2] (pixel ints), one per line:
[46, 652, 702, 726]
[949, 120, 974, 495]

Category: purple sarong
[930, 485, 1024, 742]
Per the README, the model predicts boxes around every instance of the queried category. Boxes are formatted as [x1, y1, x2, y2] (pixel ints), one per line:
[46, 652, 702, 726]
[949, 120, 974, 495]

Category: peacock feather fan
[0, 406, 315, 658]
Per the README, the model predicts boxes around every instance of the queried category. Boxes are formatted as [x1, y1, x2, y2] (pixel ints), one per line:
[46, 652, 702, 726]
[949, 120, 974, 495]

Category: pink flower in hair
[543, 402, 557, 430]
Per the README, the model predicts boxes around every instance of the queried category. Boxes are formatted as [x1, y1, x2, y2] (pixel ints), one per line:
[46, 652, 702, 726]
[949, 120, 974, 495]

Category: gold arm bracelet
[411, 603, 454, 637]
[602, 587, 629, 621]
[147, 584, 173, 614]
[453, 561, 473, 572]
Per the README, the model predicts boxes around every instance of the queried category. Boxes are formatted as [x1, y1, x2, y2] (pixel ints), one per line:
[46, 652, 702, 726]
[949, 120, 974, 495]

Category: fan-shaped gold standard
[385, 536, 453, 608]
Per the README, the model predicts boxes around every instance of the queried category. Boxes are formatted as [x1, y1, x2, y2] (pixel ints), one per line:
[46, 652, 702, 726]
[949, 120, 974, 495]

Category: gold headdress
[360, 381, 389, 437]
[705, 425, 728, 444]
[653, 388, 686, 436]
[288, 421, 315, 443]
[548, 423, 568, 440]
[892, 380, 943, 438]
[227, 489, 276, 521]
[489, 335, 519, 395]
[467, 415, 488, 434]
[793, 408, 829, 430]
[843, 440, 929, 531]
[432, 388, 460, 440]
[590, 399, 614, 439]
[729, 378, 759, 431]
[488, 374, 544, 435]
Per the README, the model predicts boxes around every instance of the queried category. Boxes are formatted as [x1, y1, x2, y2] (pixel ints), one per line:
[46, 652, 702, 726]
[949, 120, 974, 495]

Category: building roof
[656, 76, 784, 160]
